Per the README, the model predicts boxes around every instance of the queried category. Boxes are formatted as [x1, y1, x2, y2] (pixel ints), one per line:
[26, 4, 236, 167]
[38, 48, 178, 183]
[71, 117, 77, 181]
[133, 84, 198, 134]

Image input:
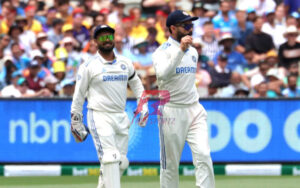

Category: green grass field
[0, 175, 299, 188]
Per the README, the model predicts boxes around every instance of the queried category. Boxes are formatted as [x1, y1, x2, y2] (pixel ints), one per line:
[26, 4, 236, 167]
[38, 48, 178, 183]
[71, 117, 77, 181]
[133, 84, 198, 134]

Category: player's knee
[193, 152, 211, 166]
[119, 155, 129, 171]
[101, 149, 120, 164]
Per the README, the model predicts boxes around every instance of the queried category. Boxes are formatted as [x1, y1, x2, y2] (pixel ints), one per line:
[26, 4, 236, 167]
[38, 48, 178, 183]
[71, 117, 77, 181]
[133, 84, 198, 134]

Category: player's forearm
[154, 48, 185, 80]
[128, 74, 145, 100]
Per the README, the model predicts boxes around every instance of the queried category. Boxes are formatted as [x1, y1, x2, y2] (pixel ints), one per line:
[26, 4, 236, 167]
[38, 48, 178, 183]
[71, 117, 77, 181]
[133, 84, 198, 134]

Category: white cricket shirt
[152, 37, 199, 105]
[71, 52, 143, 114]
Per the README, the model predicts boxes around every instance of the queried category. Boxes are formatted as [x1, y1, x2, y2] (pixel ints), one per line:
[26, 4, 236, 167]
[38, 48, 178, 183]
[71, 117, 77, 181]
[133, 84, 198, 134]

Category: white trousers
[158, 102, 215, 188]
[87, 109, 130, 188]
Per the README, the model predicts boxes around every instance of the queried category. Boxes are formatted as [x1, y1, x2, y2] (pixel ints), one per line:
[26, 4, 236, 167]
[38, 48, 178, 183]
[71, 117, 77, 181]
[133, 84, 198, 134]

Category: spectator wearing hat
[265, 50, 286, 79]
[252, 81, 268, 98]
[42, 74, 59, 96]
[191, 0, 210, 39]
[209, 53, 232, 88]
[262, 9, 286, 49]
[245, 16, 275, 63]
[265, 68, 284, 97]
[24, 6, 42, 34]
[59, 78, 75, 97]
[213, 33, 247, 73]
[72, 8, 90, 48]
[282, 74, 300, 97]
[246, 7, 257, 23]
[42, 7, 57, 32]
[278, 26, 300, 69]
[25, 60, 44, 91]
[0, 6, 17, 34]
[232, 9, 254, 53]
[53, 60, 66, 82]
[35, 32, 48, 48]
[200, 21, 220, 62]
[62, 24, 74, 38]
[132, 38, 153, 76]
[44, 19, 62, 47]
[212, 0, 238, 37]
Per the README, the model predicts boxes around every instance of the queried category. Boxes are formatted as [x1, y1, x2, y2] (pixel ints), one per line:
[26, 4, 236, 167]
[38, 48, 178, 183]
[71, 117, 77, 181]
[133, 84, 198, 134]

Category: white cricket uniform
[152, 37, 215, 188]
[71, 52, 144, 188]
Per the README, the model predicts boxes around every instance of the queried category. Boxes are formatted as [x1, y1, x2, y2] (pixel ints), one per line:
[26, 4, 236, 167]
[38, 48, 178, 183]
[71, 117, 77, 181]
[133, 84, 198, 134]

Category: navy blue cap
[166, 10, 198, 27]
[93, 25, 115, 39]
[218, 53, 228, 60]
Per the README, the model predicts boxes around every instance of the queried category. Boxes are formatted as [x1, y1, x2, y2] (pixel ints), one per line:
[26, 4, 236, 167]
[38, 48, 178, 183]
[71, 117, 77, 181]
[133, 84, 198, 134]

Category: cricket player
[152, 10, 215, 188]
[70, 25, 149, 188]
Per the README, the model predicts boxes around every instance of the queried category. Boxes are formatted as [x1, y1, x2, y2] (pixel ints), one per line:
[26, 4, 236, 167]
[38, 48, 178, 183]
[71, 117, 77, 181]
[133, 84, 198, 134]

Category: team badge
[192, 56, 197, 63]
[121, 64, 126, 70]
[183, 11, 189, 16]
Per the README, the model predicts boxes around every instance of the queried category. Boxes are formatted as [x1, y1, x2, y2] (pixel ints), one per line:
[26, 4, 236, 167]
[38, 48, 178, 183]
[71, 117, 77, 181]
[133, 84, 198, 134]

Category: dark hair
[288, 74, 298, 82]
[203, 21, 213, 26]
[10, 42, 20, 50]
[148, 27, 157, 36]
[57, 0, 69, 6]
[1, 0, 10, 5]
[253, 16, 263, 23]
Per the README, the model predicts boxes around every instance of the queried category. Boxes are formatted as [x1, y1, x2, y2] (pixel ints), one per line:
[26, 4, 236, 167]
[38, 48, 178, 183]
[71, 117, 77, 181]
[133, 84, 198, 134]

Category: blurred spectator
[129, 7, 148, 40]
[192, 1, 210, 39]
[278, 26, 300, 69]
[47, 18, 64, 47]
[72, 8, 90, 48]
[233, 9, 254, 53]
[10, 42, 30, 70]
[242, 60, 270, 89]
[265, 50, 286, 80]
[193, 38, 210, 71]
[209, 53, 232, 88]
[265, 68, 284, 97]
[253, 81, 268, 98]
[220, 72, 249, 97]
[244, 0, 276, 16]
[55, 0, 72, 24]
[53, 60, 66, 82]
[0, 0, 12, 19]
[1, 6, 17, 34]
[246, 7, 257, 23]
[200, 21, 220, 62]
[213, 33, 247, 73]
[62, 23, 74, 38]
[212, 0, 238, 36]
[274, 4, 286, 27]
[42, 7, 57, 32]
[261, 10, 285, 49]
[59, 78, 75, 97]
[146, 27, 159, 53]
[25, 60, 44, 91]
[24, 5, 42, 34]
[283, 62, 300, 87]
[154, 8, 169, 44]
[284, 0, 300, 14]
[108, 2, 125, 26]
[132, 38, 153, 76]
[286, 15, 298, 27]
[0, 56, 16, 88]
[245, 17, 275, 63]
[142, 0, 167, 15]
[282, 74, 300, 97]
[79, 0, 99, 23]
[194, 38, 211, 97]
[82, 39, 98, 62]
[43, 74, 59, 96]
[0, 34, 11, 58]
[94, 13, 106, 26]
[15, 15, 37, 55]
[114, 35, 134, 59]
[36, 32, 48, 48]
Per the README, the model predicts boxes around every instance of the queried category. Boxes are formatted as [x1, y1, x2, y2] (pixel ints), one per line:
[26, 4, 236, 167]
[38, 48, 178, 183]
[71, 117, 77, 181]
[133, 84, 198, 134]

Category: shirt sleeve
[71, 63, 91, 115]
[127, 61, 144, 100]
[152, 46, 185, 80]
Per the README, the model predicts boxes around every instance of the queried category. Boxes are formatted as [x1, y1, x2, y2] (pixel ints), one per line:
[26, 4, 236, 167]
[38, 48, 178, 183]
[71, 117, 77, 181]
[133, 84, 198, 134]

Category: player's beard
[176, 31, 193, 42]
[98, 42, 115, 53]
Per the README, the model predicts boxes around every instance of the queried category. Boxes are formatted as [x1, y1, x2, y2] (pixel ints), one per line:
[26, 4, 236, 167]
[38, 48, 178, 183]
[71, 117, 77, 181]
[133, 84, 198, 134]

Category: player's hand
[138, 103, 149, 127]
[180, 35, 193, 52]
[71, 112, 89, 142]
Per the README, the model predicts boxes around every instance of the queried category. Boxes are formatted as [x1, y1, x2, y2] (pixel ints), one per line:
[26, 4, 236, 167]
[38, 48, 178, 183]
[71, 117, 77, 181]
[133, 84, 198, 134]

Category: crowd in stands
[0, 0, 299, 98]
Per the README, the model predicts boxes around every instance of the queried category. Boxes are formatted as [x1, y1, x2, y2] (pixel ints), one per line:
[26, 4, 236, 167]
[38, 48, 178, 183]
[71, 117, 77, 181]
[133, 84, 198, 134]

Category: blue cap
[60, 79, 75, 88]
[93, 25, 115, 39]
[12, 70, 22, 78]
[166, 10, 198, 27]
[291, 12, 300, 19]
[247, 7, 255, 14]
[17, 77, 26, 85]
[265, 9, 275, 16]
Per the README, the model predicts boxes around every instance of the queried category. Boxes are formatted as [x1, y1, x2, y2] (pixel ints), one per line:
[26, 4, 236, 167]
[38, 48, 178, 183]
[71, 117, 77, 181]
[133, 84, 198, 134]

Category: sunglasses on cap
[175, 23, 193, 31]
[98, 34, 114, 42]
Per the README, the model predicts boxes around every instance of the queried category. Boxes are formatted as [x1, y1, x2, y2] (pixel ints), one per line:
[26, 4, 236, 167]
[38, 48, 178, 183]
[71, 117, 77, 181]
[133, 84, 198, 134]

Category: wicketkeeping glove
[71, 112, 89, 142]
[138, 103, 149, 127]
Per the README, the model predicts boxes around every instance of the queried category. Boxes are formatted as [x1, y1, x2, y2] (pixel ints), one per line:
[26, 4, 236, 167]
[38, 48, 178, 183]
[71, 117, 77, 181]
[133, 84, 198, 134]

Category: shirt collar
[97, 51, 117, 64]
[168, 36, 180, 47]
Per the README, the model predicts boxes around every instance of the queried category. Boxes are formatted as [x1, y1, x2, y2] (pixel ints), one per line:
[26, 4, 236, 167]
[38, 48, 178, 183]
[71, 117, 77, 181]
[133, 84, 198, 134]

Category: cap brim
[180, 16, 198, 23]
[94, 28, 115, 38]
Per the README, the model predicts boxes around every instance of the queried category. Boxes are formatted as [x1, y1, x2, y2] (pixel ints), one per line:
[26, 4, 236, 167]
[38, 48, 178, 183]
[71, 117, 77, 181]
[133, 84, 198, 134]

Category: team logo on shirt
[120, 64, 126, 70]
[192, 56, 197, 63]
